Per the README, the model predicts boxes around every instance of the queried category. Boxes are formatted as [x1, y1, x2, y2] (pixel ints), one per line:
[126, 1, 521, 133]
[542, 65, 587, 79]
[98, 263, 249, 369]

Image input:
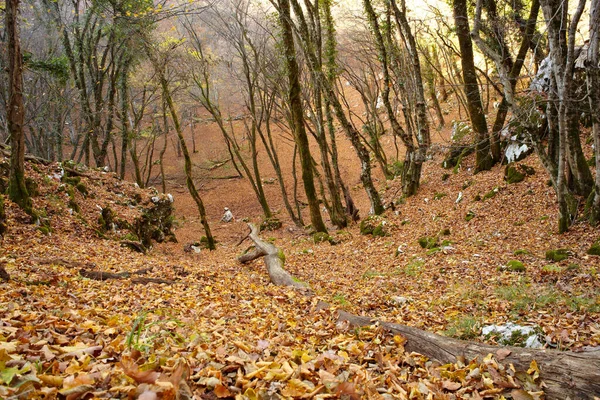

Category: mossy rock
[418, 236, 439, 249]
[134, 195, 177, 248]
[260, 217, 282, 232]
[506, 260, 525, 272]
[587, 242, 600, 256]
[359, 216, 389, 237]
[505, 165, 525, 184]
[313, 232, 332, 244]
[505, 164, 535, 184]
[75, 182, 88, 196]
[545, 248, 569, 262]
[465, 210, 476, 221]
[61, 175, 81, 186]
[98, 207, 116, 232]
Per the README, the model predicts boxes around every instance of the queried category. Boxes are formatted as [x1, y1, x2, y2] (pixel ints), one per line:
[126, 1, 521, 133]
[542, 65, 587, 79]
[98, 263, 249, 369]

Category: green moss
[506, 260, 525, 272]
[439, 228, 451, 236]
[360, 216, 388, 237]
[426, 247, 441, 255]
[542, 264, 562, 274]
[277, 249, 286, 265]
[465, 210, 476, 221]
[587, 242, 600, 256]
[441, 173, 450, 181]
[545, 248, 569, 262]
[433, 192, 447, 200]
[75, 182, 88, 196]
[260, 217, 282, 232]
[444, 315, 480, 340]
[505, 165, 525, 184]
[567, 263, 580, 271]
[418, 236, 439, 249]
[403, 259, 424, 277]
[483, 187, 499, 200]
[37, 225, 52, 235]
[61, 175, 81, 186]
[25, 177, 39, 197]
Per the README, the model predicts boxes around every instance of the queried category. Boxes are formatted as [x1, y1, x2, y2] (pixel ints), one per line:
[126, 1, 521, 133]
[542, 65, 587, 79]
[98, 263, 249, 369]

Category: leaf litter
[0, 155, 598, 399]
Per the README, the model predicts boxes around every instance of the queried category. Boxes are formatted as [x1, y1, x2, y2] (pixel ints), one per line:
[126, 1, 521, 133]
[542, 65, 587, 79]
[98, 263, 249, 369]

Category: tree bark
[586, 0, 600, 224]
[453, 0, 493, 172]
[338, 311, 600, 400]
[6, 0, 32, 215]
[278, 0, 328, 232]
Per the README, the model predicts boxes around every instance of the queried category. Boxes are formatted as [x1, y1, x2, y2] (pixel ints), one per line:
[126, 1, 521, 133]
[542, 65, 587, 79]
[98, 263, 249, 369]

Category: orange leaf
[214, 383, 232, 398]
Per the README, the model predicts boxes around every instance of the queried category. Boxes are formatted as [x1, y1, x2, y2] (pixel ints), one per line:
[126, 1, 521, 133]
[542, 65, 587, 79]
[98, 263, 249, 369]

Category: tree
[453, 0, 493, 172]
[276, 0, 328, 232]
[6, 0, 32, 215]
[586, 0, 600, 224]
[146, 40, 216, 249]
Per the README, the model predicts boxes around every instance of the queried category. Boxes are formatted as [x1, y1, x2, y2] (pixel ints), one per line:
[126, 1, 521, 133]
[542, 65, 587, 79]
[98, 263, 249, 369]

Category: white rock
[167, 193, 174, 203]
[455, 192, 463, 204]
[151, 196, 160, 203]
[221, 207, 234, 222]
[482, 323, 543, 348]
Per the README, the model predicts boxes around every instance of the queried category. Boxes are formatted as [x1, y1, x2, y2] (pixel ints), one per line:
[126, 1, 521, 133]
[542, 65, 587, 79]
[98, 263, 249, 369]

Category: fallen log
[131, 277, 174, 285]
[238, 223, 308, 290]
[79, 269, 130, 281]
[337, 311, 600, 400]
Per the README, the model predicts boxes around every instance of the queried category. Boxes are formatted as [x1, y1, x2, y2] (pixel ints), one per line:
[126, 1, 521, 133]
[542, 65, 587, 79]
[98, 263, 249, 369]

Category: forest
[0, 0, 599, 398]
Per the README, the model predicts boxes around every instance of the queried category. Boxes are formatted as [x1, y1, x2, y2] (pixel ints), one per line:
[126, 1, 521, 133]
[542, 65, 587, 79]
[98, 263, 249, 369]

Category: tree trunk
[453, 0, 493, 172]
[278, 0, 327, 232]
[338, 311, 600, 400]
[148, 47, 216, 250]
[586, 0, 600, 224]
[6, 0, 32, 215]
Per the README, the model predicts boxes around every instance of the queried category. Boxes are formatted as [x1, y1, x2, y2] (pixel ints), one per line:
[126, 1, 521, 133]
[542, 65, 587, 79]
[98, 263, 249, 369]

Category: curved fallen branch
[337, 311, 600, 400]
[238, 223, 308, 289]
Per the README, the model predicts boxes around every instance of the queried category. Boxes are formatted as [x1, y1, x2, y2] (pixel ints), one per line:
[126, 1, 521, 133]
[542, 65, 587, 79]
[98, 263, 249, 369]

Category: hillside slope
[0, 152, 598, 399]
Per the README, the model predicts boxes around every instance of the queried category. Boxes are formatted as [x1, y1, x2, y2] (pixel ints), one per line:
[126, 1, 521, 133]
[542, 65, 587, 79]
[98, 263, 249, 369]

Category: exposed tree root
[238, 223, 309, 290]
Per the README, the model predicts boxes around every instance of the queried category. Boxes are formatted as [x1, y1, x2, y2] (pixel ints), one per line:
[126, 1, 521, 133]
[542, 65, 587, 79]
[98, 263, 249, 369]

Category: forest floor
[1, 119, 599, 398]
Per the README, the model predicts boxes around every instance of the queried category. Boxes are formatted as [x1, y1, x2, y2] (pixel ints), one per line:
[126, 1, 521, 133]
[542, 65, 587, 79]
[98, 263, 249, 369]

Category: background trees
[1, 0, 598, 233]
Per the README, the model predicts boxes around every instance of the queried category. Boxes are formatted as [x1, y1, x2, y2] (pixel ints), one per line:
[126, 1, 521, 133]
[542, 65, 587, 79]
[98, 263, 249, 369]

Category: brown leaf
[442, 380, 461, 391]
[119, 357, 160, 384]
[496, 348, 511, 361]
[336, 382, 360, 400]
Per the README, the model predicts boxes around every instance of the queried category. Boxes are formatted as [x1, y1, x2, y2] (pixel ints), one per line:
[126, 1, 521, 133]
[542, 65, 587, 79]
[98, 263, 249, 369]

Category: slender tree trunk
[278, 0, 327, 232]
[453, 0, 493, 172]
[119, 59, 130, 180]
[586, 0, 600, 224]
[6, 0, 32, 215]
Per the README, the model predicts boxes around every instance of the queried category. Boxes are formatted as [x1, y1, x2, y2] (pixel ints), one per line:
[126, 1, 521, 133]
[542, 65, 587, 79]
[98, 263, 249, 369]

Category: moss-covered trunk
[6, 0, 32, 215]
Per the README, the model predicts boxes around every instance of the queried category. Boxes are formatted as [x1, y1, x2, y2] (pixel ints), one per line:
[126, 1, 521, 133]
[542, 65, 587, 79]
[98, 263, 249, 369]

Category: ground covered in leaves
[0, 152, 598, 399]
